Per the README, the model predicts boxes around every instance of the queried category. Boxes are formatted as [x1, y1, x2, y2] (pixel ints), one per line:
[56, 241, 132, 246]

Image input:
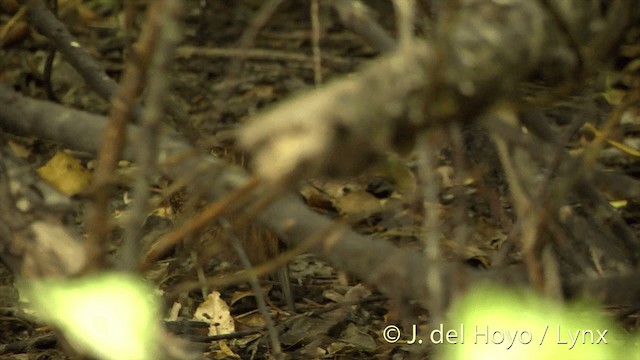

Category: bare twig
[310, 0, 322, 85]
[221, 218, 283, 358]
[85, 0, 164, 271]
[17, 0, 118, 101]
[17, 0, 196, 138]
[332, 0, 396, 52]
[140, 178, 261, 271]
[416, 132, 445, 323]
[393, 0, 416, 45]
[175, 46, 353, 71]
[119, 0, 183, 271]
[223, 0, 286, 90]
[170, 221, 340, 297]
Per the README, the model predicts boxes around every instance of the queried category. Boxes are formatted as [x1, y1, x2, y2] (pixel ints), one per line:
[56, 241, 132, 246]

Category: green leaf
[20, 272, 160, 360]
[440, 284, 635, 360]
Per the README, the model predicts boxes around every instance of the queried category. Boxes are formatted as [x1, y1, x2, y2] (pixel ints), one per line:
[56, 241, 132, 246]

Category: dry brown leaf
[192, 291, 235, 336]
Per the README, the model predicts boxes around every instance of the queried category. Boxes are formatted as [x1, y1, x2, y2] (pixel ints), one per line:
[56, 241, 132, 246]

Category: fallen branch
[0, 86, 450, 308]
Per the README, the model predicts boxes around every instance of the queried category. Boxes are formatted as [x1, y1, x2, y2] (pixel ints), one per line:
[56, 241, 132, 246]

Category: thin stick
[139, 177, 261, 271]
[220, 218, 283, 358]
[311, 0, 323, 85]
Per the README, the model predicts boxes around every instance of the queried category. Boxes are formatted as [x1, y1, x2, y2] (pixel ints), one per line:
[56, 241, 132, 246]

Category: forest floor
[1, 1, 640, 359]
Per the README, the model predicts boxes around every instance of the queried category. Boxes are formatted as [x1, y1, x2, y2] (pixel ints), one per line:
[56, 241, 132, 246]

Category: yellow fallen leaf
[37, 151, 92, 196]
[218, 340, 240, 358]
[609, 200, 628, 209]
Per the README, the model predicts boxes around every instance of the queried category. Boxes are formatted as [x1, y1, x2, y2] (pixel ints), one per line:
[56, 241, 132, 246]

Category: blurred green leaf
[20, 272, 160, 360]
[441, 284, 635, 360]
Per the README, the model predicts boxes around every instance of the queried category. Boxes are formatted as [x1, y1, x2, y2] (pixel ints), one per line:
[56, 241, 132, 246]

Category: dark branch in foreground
[0, 85, 521, 308]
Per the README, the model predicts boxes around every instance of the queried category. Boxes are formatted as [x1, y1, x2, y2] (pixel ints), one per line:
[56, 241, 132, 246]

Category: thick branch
[239, 0, 638, 184]
[0, 86, 459, 308]
[18, 0, 118, 101]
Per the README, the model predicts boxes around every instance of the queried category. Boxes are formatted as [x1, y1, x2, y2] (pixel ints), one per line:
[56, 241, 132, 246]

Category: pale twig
[417, 132, 445, 324]
[120, 0, 183, 271]
[311, 0, 323, 85]
[220, 218, 283, 359]
[85, 0, 165, 271]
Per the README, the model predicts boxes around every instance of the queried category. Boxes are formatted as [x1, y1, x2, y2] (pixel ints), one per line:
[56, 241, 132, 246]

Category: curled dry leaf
[193, 291, 235, 336]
